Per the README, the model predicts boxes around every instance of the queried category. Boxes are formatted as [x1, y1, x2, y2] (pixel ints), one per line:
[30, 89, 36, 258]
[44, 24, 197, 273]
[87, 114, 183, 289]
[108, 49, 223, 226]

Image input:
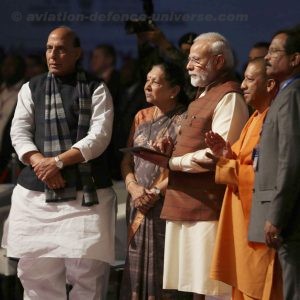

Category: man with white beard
[135, 32, 249, 299]
[161, 32, 250, 300]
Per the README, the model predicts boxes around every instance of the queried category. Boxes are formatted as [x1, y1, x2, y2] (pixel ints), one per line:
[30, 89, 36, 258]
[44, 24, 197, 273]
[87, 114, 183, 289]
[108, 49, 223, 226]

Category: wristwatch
[54, 155, 64, 169]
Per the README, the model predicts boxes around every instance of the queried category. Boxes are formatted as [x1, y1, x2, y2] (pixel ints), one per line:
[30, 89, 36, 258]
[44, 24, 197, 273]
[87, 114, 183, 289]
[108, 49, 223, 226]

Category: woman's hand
[133, 188, 160, 214]
[128, 181, 146, 202]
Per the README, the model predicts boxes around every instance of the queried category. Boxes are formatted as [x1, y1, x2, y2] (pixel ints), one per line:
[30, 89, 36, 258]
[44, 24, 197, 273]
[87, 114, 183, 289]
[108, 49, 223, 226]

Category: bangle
[126, 180, 137, 190]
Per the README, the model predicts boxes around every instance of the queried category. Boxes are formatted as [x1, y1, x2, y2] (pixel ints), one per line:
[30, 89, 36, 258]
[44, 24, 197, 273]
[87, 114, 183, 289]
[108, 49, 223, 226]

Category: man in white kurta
[2, 27, 116, 300]
[163, 91, 248, 298]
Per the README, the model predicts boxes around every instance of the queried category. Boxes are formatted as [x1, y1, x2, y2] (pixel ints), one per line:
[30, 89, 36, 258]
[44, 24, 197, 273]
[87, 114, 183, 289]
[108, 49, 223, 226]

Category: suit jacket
[249, 76, 300, 243]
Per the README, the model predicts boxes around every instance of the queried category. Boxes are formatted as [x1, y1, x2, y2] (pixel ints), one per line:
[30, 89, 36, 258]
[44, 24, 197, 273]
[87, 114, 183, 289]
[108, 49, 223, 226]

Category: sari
[120, 105, 186, 300]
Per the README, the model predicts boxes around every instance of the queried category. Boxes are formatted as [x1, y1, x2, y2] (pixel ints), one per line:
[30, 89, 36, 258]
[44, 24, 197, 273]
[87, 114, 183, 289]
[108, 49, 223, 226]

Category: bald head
[241, 57, 277, 111]
[247, 57, 268, 77]
[48, 27, 81, 48]
[46, 27, 82, 77]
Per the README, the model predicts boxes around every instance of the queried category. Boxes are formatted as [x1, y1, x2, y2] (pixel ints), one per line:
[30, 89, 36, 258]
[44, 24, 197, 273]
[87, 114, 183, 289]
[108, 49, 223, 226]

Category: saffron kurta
[210, 109, 282, 299]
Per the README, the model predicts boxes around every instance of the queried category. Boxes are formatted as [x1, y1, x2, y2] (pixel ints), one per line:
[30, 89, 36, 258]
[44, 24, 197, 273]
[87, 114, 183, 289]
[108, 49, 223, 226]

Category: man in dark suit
[249, 26, 300, 300]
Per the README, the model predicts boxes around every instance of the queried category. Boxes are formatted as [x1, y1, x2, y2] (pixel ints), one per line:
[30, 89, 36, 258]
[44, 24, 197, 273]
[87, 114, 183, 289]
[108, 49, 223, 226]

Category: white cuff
[18, 145, 39, 165]
[169, 156, 183, 171]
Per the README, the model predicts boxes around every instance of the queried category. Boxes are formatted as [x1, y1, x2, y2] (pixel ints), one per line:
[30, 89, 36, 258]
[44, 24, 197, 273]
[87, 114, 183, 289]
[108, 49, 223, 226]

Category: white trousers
[17, 257, 110, 300]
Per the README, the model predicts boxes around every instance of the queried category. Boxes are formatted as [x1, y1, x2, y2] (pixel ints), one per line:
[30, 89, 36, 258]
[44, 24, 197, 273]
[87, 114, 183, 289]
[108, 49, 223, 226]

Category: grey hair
[194, 32, 234, 70]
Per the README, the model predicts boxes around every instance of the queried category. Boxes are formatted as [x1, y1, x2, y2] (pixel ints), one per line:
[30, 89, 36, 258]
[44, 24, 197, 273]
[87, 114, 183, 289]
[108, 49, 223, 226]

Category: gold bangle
[126, 180, 137, 190]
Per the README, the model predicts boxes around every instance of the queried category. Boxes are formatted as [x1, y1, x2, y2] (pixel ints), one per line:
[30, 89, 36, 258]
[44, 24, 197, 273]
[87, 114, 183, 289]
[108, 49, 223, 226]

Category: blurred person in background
[136, 26, 197, 101]
[248, 41, 270, 61]
[24, 53, 47, 80]
[90, 44, 124, 180]
[178, 32, 197, 56]
[0, 53, 25, 182]
[117, 56, 148, 160]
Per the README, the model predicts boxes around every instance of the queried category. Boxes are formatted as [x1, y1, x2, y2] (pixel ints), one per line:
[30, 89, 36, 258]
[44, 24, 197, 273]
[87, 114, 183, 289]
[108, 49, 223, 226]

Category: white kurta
[3, 184, 116, 264]
[2, 77, 116, 265]
[163, 221, 231, 296]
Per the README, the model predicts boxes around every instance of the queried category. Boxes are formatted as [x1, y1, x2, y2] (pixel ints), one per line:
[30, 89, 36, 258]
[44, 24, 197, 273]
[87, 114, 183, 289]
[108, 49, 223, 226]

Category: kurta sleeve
[72, 82, 113, 161]
[10, 82, 38, 164]
[169, 92, 248, 172]
[215, 157, 238, 186]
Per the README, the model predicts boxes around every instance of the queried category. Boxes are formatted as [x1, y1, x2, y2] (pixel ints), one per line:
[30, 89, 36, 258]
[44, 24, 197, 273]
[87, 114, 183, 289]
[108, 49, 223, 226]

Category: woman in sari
[120, 61, 188, 300]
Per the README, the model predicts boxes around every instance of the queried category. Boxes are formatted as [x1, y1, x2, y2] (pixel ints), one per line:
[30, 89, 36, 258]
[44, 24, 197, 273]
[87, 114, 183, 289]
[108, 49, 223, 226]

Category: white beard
[189, 60, 213, 87]
[190, 75, 200, 87]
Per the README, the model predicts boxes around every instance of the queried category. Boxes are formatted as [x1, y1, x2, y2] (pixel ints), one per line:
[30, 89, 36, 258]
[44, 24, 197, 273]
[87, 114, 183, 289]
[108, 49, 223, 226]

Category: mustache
[266, 61, 272, 67]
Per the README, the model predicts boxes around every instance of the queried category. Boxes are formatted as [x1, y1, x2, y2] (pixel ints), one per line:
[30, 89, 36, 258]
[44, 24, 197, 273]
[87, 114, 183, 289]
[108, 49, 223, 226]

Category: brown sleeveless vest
[161, 79, 241, 221]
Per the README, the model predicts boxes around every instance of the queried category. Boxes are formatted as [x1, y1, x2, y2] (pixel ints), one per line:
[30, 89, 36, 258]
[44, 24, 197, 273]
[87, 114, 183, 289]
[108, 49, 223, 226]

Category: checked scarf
[44, 71, 99, 206]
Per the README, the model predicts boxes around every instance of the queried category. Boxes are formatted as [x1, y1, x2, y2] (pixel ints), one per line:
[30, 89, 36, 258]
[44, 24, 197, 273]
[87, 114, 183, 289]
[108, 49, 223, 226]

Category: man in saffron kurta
[201, 58, 282, 299]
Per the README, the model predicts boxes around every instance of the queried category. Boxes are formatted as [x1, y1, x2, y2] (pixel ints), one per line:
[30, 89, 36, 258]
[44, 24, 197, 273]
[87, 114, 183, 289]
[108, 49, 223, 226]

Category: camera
[124, 0, 154, 34]
[125, 18, 155, 34]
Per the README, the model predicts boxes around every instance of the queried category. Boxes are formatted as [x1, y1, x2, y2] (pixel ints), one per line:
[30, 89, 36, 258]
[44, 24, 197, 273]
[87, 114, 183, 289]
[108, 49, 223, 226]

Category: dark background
[0, 0, 299, 72]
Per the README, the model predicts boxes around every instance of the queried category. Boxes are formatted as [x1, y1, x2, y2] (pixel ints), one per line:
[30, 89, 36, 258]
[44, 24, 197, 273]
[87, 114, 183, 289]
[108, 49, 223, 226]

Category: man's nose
[186, 61, 193, 70]
[49, 49, 58, 58]
[241, 81, 246, 90]
[264, 53, 270, 61]
[145, 81, 151, 90]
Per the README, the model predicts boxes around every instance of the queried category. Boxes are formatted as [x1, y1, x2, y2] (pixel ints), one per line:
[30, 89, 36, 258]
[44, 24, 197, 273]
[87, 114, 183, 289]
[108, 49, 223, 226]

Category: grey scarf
[44, 71, 99, 206]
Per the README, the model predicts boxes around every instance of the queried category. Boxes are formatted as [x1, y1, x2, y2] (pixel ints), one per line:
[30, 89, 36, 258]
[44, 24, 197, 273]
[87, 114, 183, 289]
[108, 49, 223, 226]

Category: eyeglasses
[187, 56, 202, 66]
[187, 54, 218, 66]
[267, 48, 286, 56]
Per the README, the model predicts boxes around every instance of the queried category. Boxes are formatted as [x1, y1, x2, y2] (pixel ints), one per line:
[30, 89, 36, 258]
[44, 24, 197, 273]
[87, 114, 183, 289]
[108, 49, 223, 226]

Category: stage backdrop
[0, 0, 299, 72]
